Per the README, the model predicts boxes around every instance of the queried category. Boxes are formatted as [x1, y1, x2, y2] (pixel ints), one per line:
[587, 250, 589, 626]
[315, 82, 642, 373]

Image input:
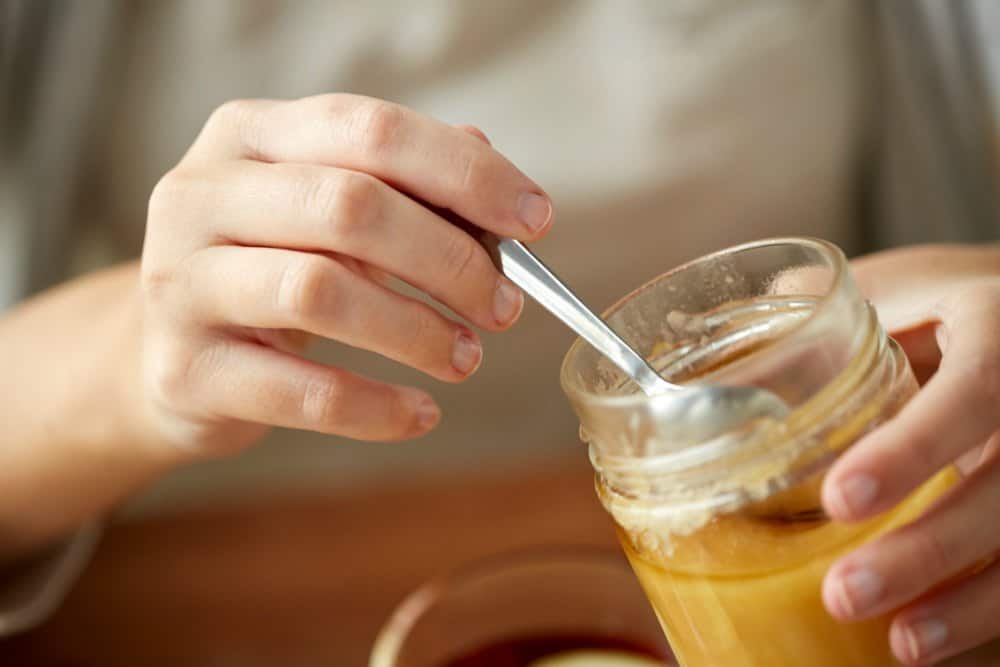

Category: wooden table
[1, 459, 997, 666]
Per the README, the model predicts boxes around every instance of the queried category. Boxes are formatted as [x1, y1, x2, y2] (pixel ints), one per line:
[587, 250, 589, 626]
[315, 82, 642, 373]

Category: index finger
[822, 285, 1000, 521]
[184, 95, 553, 241]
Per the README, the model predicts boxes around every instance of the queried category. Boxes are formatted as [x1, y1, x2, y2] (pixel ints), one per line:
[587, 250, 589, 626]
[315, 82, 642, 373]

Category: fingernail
[451, 331, 483, 376]
[415, 395, 440, 430]
[493, 278, 524, 326]
[832, 474, 880, 517]
[517, 192, 552, 232]
[897, 619, 949, 662]
[833, 568, 884, 617]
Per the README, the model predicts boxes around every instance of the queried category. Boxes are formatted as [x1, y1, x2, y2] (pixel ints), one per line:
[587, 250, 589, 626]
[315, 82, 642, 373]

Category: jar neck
[586, 302, 904, 511]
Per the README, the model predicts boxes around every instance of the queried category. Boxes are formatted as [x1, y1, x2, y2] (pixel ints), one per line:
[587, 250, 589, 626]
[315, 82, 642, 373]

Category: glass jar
[560, 238, 956, 667]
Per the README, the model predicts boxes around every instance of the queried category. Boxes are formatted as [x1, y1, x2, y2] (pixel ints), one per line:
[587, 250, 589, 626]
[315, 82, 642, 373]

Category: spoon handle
[489, 237, 676, 395]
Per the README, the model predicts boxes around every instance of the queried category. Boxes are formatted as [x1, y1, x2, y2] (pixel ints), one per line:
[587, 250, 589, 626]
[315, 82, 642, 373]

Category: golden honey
[619, 469, 955, 667]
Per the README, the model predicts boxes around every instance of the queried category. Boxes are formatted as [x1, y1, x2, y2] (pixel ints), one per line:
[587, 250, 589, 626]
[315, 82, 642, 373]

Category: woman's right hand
[140, 94, 552, 456]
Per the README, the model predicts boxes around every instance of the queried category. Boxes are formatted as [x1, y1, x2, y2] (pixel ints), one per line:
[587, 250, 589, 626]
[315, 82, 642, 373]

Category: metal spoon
[487, 237, 790, 440]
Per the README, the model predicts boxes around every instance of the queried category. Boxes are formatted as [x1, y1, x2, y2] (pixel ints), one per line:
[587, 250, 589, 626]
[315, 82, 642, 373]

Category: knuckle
[440, 232, 481, 284]
[148, 168, 195, 218]
[906, 528, 955, 575]
[208, 99, 242, 128]
[400, 305, 441, 361]
[147, 167, 218, 234]
[139, 261, 177, 306]
[276, 256, 335, 322]
[145, 338, 207, 410]
[298, 171, 341, 224]
[459, 124, 490, 144]
[300, 373, 347, 428]
[348, 99, 406, 156]
[326, 172, 381, 240]
[312, 92, 351, 117]
[209, 98, 265, 157]
[457, 148, 485, 192]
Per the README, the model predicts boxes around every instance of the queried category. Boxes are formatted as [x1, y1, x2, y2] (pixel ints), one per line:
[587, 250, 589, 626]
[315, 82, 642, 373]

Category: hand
[820, 245, 1000, 665]
[141, 94, 551, 455]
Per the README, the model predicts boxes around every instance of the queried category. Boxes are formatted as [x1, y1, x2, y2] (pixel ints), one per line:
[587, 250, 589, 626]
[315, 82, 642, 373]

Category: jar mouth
[560, 237, 911, 549]
[559, 236, 850, 409]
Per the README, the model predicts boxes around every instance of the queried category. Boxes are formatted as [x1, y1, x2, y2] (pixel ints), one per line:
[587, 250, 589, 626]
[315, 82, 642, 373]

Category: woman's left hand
[821, 244, 1000, 666]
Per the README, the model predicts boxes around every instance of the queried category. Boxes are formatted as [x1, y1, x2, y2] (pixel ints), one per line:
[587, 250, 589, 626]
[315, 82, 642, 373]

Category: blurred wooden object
[0, 460, 615, 666]
[0, 458, 997, 666]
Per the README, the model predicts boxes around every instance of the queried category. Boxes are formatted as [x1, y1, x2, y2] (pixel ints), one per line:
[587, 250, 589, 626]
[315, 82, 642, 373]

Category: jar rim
[559, 236, 849, 408]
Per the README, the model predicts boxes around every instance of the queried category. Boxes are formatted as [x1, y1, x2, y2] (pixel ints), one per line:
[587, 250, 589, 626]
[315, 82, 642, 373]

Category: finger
[336, 254, 392, 288]
[851, 245, 1000, 332]
[823, 441, 1000, 623]
[823, 286, 1000, 521]
[185, 246, 484, 382]
[890, 322, 944, 386]
[456, 124, 491, 144]
[187, 339, 440, 442]
[245, 250, 393, 357]
[889, 557, 1000, 666]
[186, 95, 553, 239]
[153, 161, 523, 332]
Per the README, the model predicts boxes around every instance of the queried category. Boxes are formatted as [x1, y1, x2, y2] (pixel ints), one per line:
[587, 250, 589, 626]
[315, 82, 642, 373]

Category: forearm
[0, 262, 181, 563]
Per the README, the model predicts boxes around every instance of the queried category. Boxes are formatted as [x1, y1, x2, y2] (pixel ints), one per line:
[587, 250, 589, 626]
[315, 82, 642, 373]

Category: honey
[619, 469, 955, 667]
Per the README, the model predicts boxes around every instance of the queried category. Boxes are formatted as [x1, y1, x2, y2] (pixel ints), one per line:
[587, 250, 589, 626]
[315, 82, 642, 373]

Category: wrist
[0, 263, 182, 560]
[100, 272, 193, 473]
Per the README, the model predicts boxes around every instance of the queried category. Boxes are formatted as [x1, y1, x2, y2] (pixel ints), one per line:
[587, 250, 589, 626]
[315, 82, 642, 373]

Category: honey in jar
[561, 238, 954, 667]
